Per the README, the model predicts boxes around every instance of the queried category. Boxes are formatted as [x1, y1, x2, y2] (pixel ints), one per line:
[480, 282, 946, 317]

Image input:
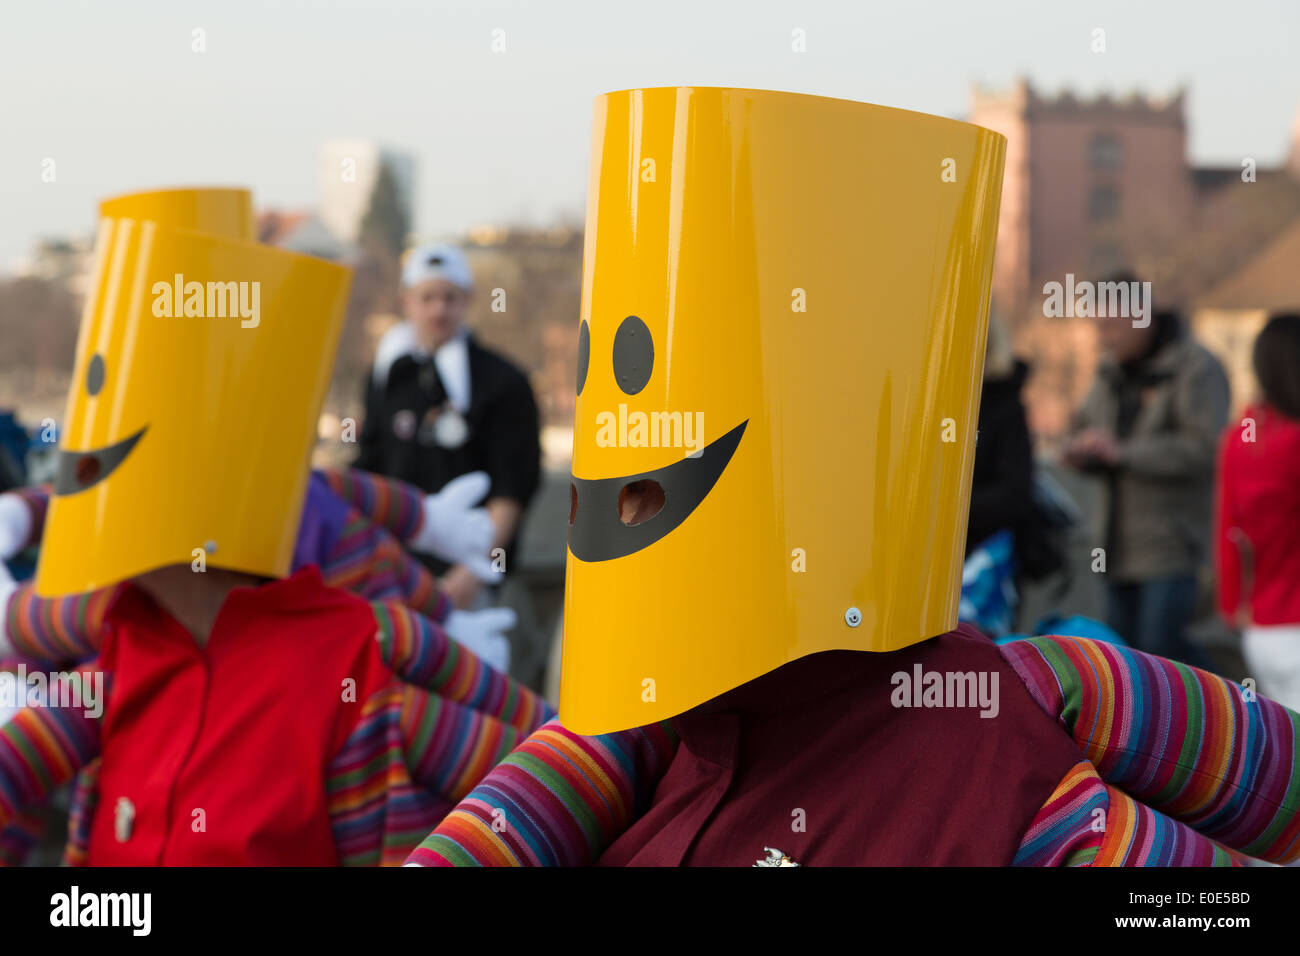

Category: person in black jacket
[355, 244, 541, 608]
[967, 310, 1034, 559]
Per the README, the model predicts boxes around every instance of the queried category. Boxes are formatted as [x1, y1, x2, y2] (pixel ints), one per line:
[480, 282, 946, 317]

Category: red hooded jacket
[1216, 403, 1300, 626]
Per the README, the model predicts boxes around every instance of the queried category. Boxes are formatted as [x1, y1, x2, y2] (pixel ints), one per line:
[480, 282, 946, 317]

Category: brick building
[969, 79, 1300, 441]
[971, 79, 1195, 325]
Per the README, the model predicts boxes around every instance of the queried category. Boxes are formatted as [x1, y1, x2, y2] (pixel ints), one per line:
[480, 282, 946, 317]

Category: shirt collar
[431, 327, 472, 413]
[410, 324, 470, 359]
[676, 624, 985, 721]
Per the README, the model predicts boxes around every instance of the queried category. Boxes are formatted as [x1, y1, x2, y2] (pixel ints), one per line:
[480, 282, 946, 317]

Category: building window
[1090, 133, 1122, 170]
[1089, 185, 1121, 221]
[1088, 242, 1125, 275]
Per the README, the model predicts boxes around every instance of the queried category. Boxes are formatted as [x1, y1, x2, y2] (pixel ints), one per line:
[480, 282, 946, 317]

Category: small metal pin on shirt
[753, 846, 800, 867]
[418, 406, 469, 449]
[114, 796, 135, 843]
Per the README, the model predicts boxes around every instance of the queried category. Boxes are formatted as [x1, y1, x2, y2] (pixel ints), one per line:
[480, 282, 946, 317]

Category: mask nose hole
[618, 479, 665, 526]
[75, 456, 102, 488]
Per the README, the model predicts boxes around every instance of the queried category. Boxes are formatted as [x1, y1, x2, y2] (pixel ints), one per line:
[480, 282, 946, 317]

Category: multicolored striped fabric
[319, 468, 425, 543]
[0, 594, 550, 867]
[0, 806, 45, 866]
[0, 469, 516, 866]
[1, 598, 552, 866]
[1095, 783, 1239, 866]
[408, 635, 1300, 866]
[308, 676, 536, 867]
[5, 481, 449, 671]
[2, 585, 118, 663]
[1003, 634, 1300, 863]
[1011, 760, 1106, 866]
[50, 674, 542, 867]
[61, 760, 99, 866]
[326, 684, 451, 867]
[400, 683, 535, 801]
[2, 540, 442, 668]
[406, 718, 678, 866]
[1011, 759, 1239, 866]
[2, 476, 446, 666]
[0, 667, 102, 828]
[371, 599, 549, 734]
[324, 511, 445, 620]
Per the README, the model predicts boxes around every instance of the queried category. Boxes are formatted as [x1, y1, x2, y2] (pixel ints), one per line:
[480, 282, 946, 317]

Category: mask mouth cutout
[568, 419, 747, 562]
[53, 426, 147, 495]
[618, 479, 665, 526]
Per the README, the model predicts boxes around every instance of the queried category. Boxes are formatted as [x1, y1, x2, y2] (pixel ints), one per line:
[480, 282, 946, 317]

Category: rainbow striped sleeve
[1003, 635, 1300, 864]
[320, 509, 447, 622]
[325, 684, 453, 867]
[0, 666, 102, 830]
[0, 809, 46, 866]
[1094, 783, 1239, 866]
[400, 683, 530, 803]
[405, 717, 680, 867]
[61, 760, 100, 867]
[300, 677, 540, 867]
[1012, 760, 1106, 866]
[3, 583, 120, 665]
[319, 469, 425, 543]
[370, 599, 554, 734]
[1012, 759, 1239, 866]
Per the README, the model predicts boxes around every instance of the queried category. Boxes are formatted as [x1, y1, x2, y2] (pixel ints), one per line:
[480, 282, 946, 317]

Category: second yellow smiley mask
[34, 187, 352, 597]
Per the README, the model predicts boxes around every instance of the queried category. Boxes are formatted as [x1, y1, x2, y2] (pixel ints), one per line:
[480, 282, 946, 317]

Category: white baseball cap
[401, 243, 474, 291]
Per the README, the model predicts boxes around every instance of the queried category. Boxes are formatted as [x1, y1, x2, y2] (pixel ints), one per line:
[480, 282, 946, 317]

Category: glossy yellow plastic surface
[35, 188, 352, 597]
[560, 88, 1006, 734]
[98, 186, 256, 242]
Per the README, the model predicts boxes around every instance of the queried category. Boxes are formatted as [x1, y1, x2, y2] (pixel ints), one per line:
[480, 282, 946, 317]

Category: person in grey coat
[1064, 298, 1229, 668]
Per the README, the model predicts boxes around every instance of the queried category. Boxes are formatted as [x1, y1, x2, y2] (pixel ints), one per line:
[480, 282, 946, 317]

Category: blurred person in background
[356, 245, 541, 609]
[1216, 314, 1300, 709]
[961, 307, 1033, 635]
[967, 307, 1034, 555]
[1064, 274, 1229, 669]
[0, 412, 28, 493]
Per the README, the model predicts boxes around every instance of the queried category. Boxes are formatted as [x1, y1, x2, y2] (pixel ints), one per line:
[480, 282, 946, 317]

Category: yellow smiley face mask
[561, 88, 1006, 734]
[34, 187, 352, 597]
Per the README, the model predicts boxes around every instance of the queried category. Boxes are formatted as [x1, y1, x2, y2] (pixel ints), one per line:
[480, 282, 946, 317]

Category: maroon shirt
[598, 624, 1085, 866]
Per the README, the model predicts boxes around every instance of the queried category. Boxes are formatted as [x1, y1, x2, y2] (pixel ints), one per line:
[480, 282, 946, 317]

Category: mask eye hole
[86, 354, 106, 396]
[613, 315, 653, 395]
[576, 320, 590, 396]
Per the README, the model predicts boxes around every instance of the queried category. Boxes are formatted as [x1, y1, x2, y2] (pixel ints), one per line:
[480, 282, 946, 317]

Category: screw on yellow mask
[560, 88, 1006, 735]
[33, 188, 352, 597]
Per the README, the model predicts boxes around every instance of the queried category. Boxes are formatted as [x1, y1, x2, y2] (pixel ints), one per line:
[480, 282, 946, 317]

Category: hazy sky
[1, 0, 1296, 270]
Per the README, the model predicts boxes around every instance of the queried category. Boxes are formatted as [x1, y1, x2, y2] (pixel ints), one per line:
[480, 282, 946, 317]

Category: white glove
[412, 472, 502, 584]
[0, 494, 32, 561]
[443, 606, 515, 674]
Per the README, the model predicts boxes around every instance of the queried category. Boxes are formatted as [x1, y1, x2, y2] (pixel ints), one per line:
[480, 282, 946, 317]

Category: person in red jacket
[1216, 313, 1300, 709]
[0, 187, 550, 866]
